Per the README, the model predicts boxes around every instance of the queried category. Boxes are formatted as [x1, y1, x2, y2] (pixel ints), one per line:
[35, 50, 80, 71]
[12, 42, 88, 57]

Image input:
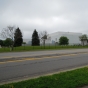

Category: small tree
[59, 36, 69, 45]
[4, 38, 12, 47]
[14, 27, 23, 47]
[32, 29, 40, 46]
[79, 34, 87, 46]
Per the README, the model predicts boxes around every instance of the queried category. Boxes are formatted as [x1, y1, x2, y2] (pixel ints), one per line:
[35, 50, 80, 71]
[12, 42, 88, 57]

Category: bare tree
[0, 26, 16, 51]
[39, 31, 51, 48]
[79, 34, 88, 46]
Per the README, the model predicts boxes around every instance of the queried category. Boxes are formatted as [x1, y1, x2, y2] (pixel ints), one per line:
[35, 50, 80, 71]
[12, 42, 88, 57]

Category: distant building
[23, 32, 83, 46]
[48, 31, 82, 45]
[23, 39, 31, 45]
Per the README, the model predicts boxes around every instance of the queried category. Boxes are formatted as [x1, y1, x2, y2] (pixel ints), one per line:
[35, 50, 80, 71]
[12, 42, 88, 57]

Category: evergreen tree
[32, 29, 40, 46]
[14, 38, 23, 47]
[14, 27, 23, 47]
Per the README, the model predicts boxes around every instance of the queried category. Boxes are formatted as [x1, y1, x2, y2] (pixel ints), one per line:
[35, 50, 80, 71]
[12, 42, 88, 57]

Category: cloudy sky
[0, 0, 88, 39]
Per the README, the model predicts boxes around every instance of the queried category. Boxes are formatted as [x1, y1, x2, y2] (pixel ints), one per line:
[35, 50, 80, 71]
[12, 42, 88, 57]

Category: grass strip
[0, 67, 88, 88]
[0, 45, 88, 53]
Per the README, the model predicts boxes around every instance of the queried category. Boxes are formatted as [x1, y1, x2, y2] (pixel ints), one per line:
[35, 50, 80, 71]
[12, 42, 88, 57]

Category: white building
[23, 32, 83, 46]
[48, 31, 82, 45]
[23, 39, 31, 45]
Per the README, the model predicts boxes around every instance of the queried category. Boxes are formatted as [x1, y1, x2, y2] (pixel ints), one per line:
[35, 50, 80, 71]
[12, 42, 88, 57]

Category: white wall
[23, 39, 31, 45]
[48, 32, 82, 45]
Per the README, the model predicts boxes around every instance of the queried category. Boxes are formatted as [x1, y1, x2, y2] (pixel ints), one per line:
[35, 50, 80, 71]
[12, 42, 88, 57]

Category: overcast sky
[0, 0, 88, 39]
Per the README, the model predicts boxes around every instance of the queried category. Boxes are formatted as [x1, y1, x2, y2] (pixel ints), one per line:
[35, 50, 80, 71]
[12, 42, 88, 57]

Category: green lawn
[0, 45, 88, 52]
[0, 67, 88, 88]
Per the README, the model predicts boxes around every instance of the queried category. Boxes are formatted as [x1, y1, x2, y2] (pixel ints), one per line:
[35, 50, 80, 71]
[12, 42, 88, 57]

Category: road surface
[0, 52, 88, 84]
[0, 49, 88, 59]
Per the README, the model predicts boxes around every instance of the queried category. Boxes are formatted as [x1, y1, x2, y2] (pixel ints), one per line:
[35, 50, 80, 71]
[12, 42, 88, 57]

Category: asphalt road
[0, 49, 88, 59]
[0, 52, 88, 84]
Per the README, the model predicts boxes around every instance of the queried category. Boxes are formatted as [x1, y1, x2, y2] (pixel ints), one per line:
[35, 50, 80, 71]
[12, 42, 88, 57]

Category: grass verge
[0, 67, 88, 88]
[0, 45, 88, 53]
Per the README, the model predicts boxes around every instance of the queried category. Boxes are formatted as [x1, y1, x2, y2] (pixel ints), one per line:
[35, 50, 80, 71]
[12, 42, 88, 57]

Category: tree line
[0, 25, 74, 51]
[0, 25, 87, 51]
[0, 26, 50, 51]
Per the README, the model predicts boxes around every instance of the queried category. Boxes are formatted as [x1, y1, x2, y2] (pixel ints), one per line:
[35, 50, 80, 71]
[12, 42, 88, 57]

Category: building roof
[49, 31, 82, 36]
